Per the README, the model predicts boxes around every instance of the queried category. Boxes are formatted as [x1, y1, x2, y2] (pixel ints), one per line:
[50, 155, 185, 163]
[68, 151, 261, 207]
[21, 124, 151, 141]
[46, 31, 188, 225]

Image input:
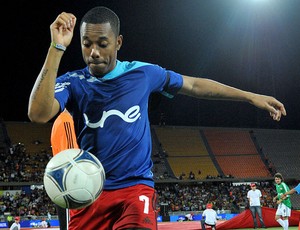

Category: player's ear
[116, 35, 123, 51]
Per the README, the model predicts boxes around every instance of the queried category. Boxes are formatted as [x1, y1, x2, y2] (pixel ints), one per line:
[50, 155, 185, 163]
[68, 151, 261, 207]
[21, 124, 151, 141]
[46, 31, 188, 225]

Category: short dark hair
[274, 172, 284, 181]
[80, 6, 120, 36]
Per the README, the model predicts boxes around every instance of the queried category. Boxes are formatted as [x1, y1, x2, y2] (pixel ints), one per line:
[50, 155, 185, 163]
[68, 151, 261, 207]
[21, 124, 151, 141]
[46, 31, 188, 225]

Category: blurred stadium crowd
[0, 121, 299, 221]
[0, 142, 299, 220]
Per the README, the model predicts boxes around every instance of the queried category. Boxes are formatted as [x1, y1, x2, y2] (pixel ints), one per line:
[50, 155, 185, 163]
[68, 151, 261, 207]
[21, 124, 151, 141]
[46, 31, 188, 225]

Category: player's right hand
[276, 199, 282, 204]
[50, 12, 77, 49]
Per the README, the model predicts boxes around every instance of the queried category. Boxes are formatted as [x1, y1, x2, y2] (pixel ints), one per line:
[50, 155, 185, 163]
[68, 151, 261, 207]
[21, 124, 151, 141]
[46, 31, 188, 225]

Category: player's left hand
[250, 94, 286, 121]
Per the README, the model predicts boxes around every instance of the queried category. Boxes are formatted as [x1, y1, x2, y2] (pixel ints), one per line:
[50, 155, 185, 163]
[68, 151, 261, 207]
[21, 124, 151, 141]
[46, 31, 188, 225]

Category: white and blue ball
[43, 148, 105, 209]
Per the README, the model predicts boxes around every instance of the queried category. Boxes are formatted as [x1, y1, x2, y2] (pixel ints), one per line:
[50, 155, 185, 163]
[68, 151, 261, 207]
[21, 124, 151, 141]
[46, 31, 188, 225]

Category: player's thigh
[115, 185, 158, 230]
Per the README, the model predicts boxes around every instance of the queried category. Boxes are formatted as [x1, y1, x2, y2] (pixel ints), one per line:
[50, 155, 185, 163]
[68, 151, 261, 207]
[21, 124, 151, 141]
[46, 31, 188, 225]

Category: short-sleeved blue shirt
[294, 183, 300, 194]
[54, 60, 183, 189]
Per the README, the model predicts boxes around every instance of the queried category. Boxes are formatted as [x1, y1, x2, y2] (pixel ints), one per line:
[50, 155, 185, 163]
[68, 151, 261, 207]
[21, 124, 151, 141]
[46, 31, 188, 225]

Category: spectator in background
[7, 214, 14, 228]
[47, 211, 51, 220]
[247, 183, 266, 229]
[189, 171, 195, 180]
[159, 112, 166, 126]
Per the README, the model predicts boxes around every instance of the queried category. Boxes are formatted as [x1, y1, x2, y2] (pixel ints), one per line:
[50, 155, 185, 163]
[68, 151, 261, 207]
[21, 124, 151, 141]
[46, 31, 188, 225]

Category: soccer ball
[43, 148, 105, 209]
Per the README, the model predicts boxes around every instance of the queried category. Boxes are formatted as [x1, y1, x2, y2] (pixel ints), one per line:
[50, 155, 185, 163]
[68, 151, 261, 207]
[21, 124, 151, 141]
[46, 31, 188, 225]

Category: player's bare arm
[28, 13, 76, 123]
[179, 75, 286, 121]
[281, 189, 296, 199]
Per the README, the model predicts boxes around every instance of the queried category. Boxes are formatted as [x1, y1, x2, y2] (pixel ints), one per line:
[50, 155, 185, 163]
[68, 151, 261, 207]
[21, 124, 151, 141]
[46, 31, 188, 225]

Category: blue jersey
[54, 60, 183, 189]
[294, 183, 300, 194]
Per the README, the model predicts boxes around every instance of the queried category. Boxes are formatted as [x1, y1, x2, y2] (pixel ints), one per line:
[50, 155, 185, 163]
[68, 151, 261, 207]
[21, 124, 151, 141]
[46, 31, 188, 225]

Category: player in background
[9, 216, 21, 230]
[273, 173, 291, 230]
[177, 213, 194, 222]
[247, 183, 266, 228]
[184, 213, 194, 221]
[28, 6, 286, 230]
[201, 203, 219, 230]
[40, 217, 48, 228]
[51, 108, 79, 155]
[281, 182, 300, 229]
[50, 109, 79, 230]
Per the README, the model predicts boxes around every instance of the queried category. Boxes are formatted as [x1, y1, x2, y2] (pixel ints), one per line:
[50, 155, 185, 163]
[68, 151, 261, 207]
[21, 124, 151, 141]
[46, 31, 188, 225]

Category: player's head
[14, 216, 20, 222]
[80, 6, 123, 77]
[80, 6, 120, 37]
[274, 172, 284, 184]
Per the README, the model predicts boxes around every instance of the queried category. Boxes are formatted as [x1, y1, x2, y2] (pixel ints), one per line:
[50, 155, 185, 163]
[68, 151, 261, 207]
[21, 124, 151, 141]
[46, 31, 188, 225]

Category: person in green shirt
[273, 173, 291, 230]
[6, 215, 14, 228]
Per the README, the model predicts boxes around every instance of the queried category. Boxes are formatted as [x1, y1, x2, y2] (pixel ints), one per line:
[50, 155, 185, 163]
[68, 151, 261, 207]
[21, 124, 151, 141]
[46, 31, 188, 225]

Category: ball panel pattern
[43, 149, 105, 209]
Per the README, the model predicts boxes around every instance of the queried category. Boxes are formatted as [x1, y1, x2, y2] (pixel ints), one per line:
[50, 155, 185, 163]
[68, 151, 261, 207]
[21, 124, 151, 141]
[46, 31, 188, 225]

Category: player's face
[80, 22, 122, 77]
[275, 177, 281, 184]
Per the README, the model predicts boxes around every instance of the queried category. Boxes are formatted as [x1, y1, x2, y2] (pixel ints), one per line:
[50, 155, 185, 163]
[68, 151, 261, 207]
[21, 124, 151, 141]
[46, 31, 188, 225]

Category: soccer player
[50, 109, 79, 230]
[273, 173, 291, 230]
[51, 108, 79, 155]
[247, 183, 266, 228]
[184, 213, 194, 221]
[40, 217, 48, 228]
[28, 6, 286, 230]
[281, 182, 300, 229]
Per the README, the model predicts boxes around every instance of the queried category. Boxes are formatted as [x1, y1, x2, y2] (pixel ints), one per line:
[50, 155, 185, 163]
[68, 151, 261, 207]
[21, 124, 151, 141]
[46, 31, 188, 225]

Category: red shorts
[68, 184, 158, 230]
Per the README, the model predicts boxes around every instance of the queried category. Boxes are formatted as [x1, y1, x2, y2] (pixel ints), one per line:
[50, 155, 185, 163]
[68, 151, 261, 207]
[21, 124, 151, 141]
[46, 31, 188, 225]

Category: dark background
[2, 0, 300, 130]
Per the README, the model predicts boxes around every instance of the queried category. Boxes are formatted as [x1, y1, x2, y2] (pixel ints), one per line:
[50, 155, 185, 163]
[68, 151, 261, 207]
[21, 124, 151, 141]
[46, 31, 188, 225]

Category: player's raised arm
[179, 75, 286, 121]
[28, 12, 76, 123]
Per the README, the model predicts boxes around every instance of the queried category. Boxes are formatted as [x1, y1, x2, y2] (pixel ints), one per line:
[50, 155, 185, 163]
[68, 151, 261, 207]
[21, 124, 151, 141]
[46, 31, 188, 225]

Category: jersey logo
[84, 105, 141, 128]
[55, 82, 71, 92]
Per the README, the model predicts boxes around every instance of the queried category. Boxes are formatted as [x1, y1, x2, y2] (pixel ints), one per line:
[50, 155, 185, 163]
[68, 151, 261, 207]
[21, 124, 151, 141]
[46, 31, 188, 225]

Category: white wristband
[51, 42, 66, 51]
